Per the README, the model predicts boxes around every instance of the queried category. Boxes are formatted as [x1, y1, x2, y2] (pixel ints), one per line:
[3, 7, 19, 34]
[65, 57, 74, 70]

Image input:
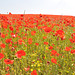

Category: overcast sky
[0, 0, 75, 16]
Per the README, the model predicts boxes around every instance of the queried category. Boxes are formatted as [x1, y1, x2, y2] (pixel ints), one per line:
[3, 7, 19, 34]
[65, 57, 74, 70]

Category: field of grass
[0, 13, 75, 75]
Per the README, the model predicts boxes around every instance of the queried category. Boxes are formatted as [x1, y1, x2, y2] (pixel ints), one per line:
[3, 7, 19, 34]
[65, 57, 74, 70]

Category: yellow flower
[31, 69, 33, 71]
[37, 64, 40, 67]
[12, 68, 13, 70]
[72, 73, 75, 75]
[31, 65, 34, 67]
[66, 71, 69, 73]
[33, 60, 35, 62]
[64, 61, 67, 63]
[34, 64, 36, 66]
[69, 67, 70, 69]
[46, 46, 48, 49]
[35, 62, 37, 65]
[20, 70, 22, 71]
[37, 61, 39, 63]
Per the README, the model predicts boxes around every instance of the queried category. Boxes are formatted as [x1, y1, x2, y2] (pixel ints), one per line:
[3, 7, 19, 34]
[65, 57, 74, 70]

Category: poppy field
[0, 13, 75, 75]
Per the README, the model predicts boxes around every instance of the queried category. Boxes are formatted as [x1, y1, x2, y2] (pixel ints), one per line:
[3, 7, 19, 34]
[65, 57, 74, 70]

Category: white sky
[0, 0, 75, 16]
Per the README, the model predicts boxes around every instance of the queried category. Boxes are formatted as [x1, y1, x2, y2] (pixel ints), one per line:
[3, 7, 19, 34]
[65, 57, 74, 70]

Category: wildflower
[70, 38, 75, 43]
[71, 50, 75, 54]
[44, 27, 52, 33]
[28, 38, 32, 44]
[24, 66, 30, 71]
[51, 58, 57, 64]
[44, 42, 48, 45]
[51, 50, 57, 56]
[31, 69, 33, 71]
[43, 36, 47, 39]
[31, 31, 36, 36]
[0, 43, 5, 48]
[1, 33, 5, 38]
[47, 61, 50, 65]
[49, 46, 53, 50]
[11, 32, 17, 38]
[5, 38, 12, 43]
[5, 66, 9, 71]
[35, 43, 39, 46]
[57, 53, 61, 56]
[71, 33, 75, 37]
[65, 47, 70, 51]
[0, 53, 4, 60]
[9, 26, 14, 31]
[6, 73, 10, 75]
[31, 70, 38, 75]
[18, 39, 23, 45]
[60, 35, 65, 40]
[55, 30, 64, 36]
[4, 59, 14, 64]
[15, 50, 26, 59]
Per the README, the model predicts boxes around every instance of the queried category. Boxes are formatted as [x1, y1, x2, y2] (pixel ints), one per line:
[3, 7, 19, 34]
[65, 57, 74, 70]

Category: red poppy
[37, 26, 41, 29]
[2, 24, 7, 29]
[25, 28, 29, 31]
[11, 47, 15, 51]
[0, 43, 5, 48]
[65, 47, 70, 51]
[18, 39, 23, 45]
[55, 30, 64, 36]
[71, 50, 75, 54]
[35, 43, 39, 46]
[51, 58, 57, 64]
[21, 32, 24, 34]
[8, 44, 12, 47]
[11, 32, 17, 38]
[25, 33, 28, 36]
[49, 46, 53, 50]
[44, 27, 52, 33]
[70, 38, 75, 43]
[69, 46, 72, 48]
[9, 26, 14, 31]
[6, 73, 10, 75]
[44, 42, 48, 45]
[24, 66, 30, 71]
[4, 59, 14, 64]
[57, 53, 61, 57]
[71, 33, 75, 37]
[31, 70, 38, 75]
[5, 66, 9, 71]
[43, 36, 47, 39]
[23, 37, 27, 40]
[0, 53, 4, 60]
[28, 38, 32, 44]
[15, 50, 26, 59]
[9, 12, 12, 14]
[1, 33, 5, 38]
[31, 31, 36, 36]
[51, 50, 57, 56]
[60, 35, 65, 40]
[5, 38, 12, 43]
[14, 42, 17, 44]
[73, 36, 75, 39]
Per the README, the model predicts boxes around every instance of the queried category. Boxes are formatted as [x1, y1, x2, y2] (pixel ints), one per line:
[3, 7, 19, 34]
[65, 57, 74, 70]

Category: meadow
[0, 13, 75, 75]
